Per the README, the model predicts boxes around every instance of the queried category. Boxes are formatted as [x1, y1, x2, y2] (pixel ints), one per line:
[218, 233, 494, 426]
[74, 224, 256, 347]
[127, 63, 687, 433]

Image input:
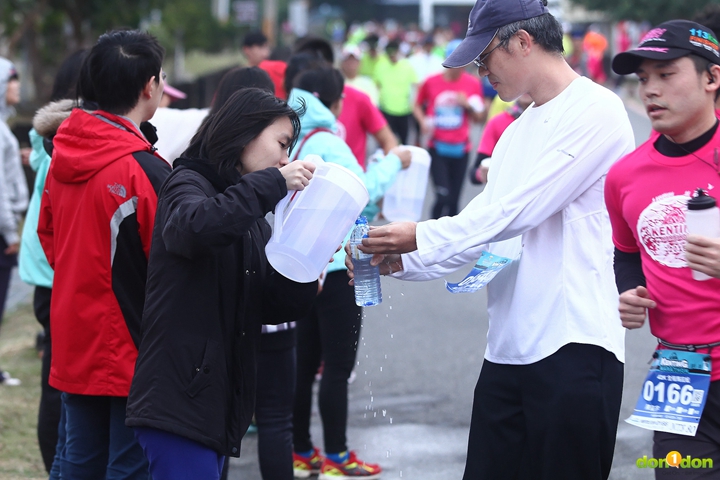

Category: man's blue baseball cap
[443, 0, 550, 68]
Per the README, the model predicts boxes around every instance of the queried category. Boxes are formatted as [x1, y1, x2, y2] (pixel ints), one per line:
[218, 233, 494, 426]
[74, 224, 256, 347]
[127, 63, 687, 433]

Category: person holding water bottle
[606, 19, 720, 479]
[346, 1, 635, 478]
[287, 66, 410, 478]
[125, 88, 318, 480]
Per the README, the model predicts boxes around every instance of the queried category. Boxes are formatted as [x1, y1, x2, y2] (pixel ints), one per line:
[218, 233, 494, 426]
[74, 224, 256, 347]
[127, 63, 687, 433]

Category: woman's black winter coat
[125, 163, 317, 457]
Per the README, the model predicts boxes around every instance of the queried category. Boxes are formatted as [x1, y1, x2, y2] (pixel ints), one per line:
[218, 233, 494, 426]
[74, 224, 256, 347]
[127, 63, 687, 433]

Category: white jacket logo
[107, 183, 127, 199]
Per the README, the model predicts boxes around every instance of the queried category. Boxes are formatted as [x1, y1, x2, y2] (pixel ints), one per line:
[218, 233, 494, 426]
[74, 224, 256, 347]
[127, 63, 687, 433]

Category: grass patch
[0, 303, 46, 479]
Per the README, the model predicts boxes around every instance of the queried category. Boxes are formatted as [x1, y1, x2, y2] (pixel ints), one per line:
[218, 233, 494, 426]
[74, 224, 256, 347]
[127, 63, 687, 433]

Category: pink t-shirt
[605, 131, 720, 380]
[477, 111, 515, 155]
[337, 85, 387, 169]
[416, 72, 482, 150]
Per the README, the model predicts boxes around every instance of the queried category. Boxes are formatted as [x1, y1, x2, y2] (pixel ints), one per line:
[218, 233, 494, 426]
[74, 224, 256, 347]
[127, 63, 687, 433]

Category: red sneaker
[293, 447, 324, 478]
[319, 451, 382, 479]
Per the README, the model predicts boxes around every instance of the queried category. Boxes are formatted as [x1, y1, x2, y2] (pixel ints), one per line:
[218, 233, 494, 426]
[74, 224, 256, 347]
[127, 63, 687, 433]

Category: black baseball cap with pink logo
[612, 20, 720, 75]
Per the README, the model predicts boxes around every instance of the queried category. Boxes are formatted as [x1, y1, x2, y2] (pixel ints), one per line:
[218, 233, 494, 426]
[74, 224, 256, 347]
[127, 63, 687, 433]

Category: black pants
[464, 343, 624, 480]
[0, 267, 11, 327]
[293, 271, 361, 454]
[381, 112, 411, 145]
[256, 342, 297, 480]
[653, 380, 720, 479]
[35, 286, 62, 473]
[429, 147, 469, 219]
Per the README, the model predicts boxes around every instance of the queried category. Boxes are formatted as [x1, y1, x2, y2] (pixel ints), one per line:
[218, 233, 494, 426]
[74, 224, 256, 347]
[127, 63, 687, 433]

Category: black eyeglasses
[473, 42, 503, 71]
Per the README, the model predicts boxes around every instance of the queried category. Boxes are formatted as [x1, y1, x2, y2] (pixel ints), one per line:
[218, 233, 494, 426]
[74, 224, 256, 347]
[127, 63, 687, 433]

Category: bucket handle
[273, 154, 325, 237]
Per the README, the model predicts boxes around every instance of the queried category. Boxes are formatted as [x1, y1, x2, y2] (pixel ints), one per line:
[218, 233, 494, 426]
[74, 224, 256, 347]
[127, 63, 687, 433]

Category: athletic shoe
[319, 451, 382, 479]
[293, 447, 324, 478]
[0, 371, 21, 386]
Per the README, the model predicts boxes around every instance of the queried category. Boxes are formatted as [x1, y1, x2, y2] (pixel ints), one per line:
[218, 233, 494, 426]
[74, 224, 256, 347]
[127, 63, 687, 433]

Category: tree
[569, 0, 720, 26]
[0, 0, 246, 103]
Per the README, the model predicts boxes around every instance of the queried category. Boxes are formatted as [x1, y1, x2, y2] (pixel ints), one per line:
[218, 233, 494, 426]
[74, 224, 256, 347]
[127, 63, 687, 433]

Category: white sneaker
[0, 371, 21, 386]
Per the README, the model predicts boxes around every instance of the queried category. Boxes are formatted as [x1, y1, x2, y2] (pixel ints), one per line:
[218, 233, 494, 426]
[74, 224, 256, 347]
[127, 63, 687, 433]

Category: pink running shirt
[337, 86, 388, 169]
[605, 131, 720, 380]
[415, 72, 482, 151]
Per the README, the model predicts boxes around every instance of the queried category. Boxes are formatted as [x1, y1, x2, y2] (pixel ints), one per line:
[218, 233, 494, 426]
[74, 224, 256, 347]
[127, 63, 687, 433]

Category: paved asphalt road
[4, 93, 659, 480]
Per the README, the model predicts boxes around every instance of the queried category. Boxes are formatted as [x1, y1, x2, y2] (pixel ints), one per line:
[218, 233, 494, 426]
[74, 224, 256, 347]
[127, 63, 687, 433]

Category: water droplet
[384, 354, 387, 359]
[369, 381, 372, 387]
[386, 450, 391, 458]
[389, 306, 392, 310]
[390, 334, 394, 339]
[380, 367, 383, 372]
[364, 371, 367, 375]
[364, 413, 367, 418]
[399, 470, 402, 477]
[373, 411, 377, 417]
[382, 409, 387, 417]
[390, 417, 393, 424]
[370, 396, 373, 402]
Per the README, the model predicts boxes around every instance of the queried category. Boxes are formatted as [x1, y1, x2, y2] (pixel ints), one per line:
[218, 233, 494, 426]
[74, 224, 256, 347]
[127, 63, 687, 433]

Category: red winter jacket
[38, 109, 170, 396]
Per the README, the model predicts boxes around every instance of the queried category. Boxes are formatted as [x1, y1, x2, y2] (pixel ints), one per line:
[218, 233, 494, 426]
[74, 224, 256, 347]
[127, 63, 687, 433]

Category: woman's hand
[390, 147, 412, 169]
[280, 161, 316, 191]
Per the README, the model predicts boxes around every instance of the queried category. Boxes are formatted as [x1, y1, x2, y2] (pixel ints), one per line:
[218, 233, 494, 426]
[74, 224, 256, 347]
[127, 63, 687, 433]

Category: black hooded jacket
[125, 160, 317, 456]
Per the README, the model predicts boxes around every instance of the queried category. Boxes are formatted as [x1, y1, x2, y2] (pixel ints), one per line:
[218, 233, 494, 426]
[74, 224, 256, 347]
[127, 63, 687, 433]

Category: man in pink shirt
[414, 40, 485, 218]
[338, 85, 397, 169]
[607, 20, 720, 478]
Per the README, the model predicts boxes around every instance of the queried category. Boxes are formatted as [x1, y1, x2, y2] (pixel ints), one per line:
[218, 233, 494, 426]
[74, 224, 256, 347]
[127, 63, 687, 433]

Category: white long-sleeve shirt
[395, 77, 634, 365]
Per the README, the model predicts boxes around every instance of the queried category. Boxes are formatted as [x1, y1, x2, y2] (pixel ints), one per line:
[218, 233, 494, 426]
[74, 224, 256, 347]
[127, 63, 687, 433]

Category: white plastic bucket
[382, 146, 432, 222]
[266, 155, 369, 283]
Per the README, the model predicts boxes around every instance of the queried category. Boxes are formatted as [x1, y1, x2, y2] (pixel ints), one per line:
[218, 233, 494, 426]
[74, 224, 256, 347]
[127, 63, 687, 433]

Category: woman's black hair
[210, 67, 274, 116]
[284, 52, 329, 98]
[183, 88, 303, 179]
[50, 49, 87, 102]
[293, 67, 344, 110]
[293, 36, 334, 63]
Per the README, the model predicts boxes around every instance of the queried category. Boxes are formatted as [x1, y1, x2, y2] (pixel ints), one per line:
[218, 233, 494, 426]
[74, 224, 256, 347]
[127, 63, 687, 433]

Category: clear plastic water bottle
[349, 216, 382, 306]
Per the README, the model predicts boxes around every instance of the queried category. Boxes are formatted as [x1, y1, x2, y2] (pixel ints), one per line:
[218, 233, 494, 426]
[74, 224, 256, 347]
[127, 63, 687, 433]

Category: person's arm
[37, 176, 55, 269]
[310, 132, 403, 204]
[364, 97, 635, 264]
[456, 92, 486, 123]
[373, 125, 399, 154]
[161, 168, 288, 258]
[413, 79, 431, 137]
[0, 141, 20, 250]
[412, 103, 430, 137]
[133, 153, 171, 258]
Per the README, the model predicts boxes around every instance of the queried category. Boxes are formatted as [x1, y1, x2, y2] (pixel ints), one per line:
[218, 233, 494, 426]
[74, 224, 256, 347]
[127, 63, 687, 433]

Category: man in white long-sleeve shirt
[346, 1, 635, 479]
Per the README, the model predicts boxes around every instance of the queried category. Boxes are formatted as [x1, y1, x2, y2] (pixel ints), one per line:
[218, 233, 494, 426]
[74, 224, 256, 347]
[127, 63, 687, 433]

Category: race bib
[625, 349, 711, 436]
[445, 251, 516, 294]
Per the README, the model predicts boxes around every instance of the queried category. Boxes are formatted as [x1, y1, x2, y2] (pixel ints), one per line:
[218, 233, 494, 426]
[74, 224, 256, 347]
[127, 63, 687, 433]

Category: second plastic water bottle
[349, 216, 382, 306]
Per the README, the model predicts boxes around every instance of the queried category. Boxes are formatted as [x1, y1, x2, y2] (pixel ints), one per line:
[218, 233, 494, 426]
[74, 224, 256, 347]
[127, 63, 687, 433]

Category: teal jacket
[288, 88, 402, 273]
[18, 128, 53, 287]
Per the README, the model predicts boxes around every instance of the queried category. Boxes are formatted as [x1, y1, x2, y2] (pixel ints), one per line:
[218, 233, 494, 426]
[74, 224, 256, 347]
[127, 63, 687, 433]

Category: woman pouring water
[125, 88, 318, 480]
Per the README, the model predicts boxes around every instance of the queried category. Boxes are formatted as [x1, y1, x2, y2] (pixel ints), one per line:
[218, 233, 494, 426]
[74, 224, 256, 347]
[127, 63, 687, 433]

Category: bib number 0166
[643, 381, 694, 405]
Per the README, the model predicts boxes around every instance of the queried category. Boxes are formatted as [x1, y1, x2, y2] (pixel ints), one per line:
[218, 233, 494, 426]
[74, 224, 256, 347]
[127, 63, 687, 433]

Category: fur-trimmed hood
[32, 99, 76, 139]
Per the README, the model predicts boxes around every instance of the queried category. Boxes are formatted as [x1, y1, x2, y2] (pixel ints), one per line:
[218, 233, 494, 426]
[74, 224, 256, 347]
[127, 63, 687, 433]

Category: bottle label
[625, 350, 711, 437]
[445, 250, 517, 294]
